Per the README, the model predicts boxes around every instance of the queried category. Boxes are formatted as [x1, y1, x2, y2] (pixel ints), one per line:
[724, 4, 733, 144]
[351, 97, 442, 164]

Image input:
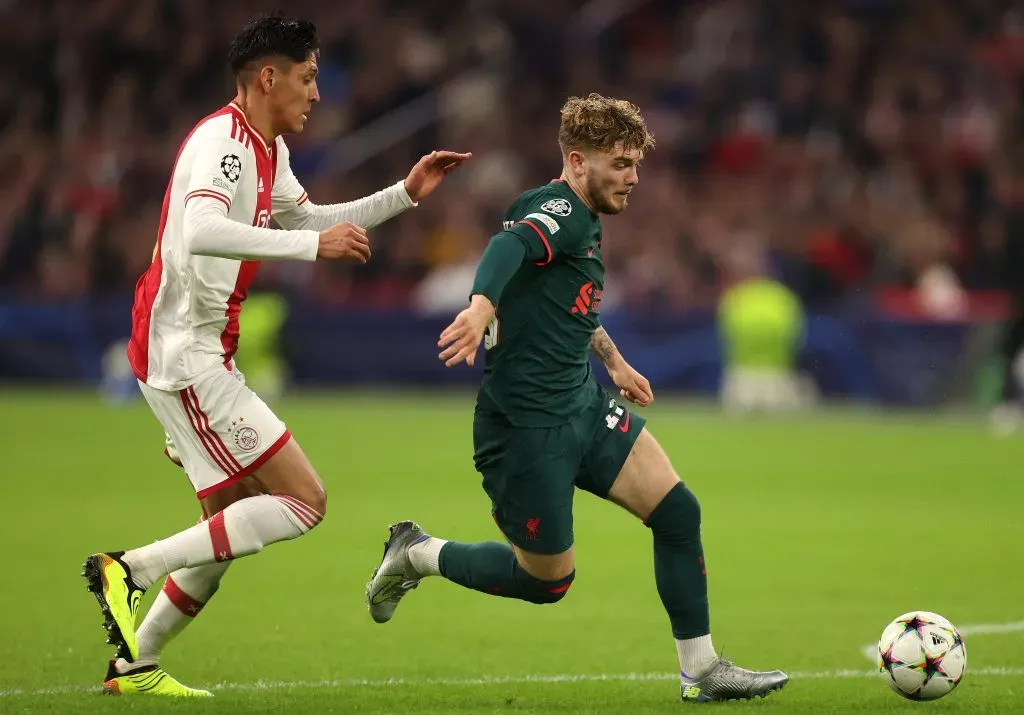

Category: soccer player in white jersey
[81, 16, 470, 697]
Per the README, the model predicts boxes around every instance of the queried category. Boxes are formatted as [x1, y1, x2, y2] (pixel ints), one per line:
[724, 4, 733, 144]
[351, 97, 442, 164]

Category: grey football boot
[680, 659, 789, 702]
[366, 521, 429, 623]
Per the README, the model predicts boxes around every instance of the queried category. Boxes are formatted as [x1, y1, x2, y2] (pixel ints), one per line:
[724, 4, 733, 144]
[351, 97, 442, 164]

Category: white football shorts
[138, 364, 290, 499]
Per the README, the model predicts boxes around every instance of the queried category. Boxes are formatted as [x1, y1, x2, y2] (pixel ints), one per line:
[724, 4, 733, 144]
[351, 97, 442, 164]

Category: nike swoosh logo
[369, 575, 404, 605]
[618, 411, 631, 433]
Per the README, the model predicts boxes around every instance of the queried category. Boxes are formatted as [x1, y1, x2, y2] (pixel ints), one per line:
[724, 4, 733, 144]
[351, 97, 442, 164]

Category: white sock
[408, 536, 447, 576]
[114, 561, 230, 673]
[677, 634, 718, 679]
[122, 494, 323, 590]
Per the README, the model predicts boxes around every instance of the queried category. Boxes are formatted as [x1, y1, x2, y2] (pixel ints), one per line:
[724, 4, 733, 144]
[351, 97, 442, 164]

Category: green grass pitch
[1, 390, 1022, 713]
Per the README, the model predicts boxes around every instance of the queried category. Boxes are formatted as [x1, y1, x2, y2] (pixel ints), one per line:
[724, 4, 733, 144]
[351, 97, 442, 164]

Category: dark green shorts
[472, 383, 646, 555]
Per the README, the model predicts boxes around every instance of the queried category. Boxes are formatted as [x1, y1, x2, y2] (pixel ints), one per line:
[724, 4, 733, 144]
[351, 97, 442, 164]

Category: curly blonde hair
[558, 93, 655, 158]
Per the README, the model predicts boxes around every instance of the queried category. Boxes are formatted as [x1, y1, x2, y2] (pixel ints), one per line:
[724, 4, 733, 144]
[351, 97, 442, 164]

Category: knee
[294, 476, 327, 521]
[276, 482, 326, 530]
[309, 486, 327, 520]
[515, 566, 576, 605]
[304, 492, 326, 526]
[645, 482, 701, 538]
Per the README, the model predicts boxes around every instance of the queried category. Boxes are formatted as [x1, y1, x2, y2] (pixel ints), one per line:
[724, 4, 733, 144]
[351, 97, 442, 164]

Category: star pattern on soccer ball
[900, 615, 927, 637]
[919, 652, 945, 686]
[879, 644, 900, 678]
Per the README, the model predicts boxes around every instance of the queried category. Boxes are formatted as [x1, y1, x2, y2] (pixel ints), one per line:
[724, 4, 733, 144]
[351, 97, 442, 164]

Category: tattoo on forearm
[590, 327, 619, 365]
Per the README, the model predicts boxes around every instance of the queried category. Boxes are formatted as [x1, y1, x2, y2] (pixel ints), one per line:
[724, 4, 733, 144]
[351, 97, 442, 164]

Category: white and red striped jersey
[128, 101, 416, 390]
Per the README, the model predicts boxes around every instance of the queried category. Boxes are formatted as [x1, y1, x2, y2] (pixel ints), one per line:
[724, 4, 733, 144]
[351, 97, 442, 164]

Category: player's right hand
[317, 222, 371, 262]
[438, 295, 494, 367]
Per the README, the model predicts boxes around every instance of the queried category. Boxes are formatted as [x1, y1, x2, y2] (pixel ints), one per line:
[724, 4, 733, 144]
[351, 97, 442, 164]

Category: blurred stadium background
[4, 0, 1024, 412]
[4, 2, 1024, 712]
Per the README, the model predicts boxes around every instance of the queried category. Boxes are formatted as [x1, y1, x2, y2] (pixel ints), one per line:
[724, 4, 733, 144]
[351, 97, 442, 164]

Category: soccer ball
[877, 611, 966, 700]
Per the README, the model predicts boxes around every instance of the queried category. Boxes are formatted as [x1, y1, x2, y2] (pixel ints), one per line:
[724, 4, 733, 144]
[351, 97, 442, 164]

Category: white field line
[860, 619, 1024, 661]
[3, 667, 1024, 698]
[6, 620, 1022, 698]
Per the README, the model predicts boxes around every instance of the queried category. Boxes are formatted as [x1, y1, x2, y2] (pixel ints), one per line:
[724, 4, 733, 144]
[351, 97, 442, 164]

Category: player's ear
[567, 150, 587, 176]
[259, 65, 275, 94]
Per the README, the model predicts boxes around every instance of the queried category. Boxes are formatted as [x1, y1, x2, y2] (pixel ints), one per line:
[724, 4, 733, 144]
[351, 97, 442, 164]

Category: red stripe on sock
[547, 583, 572, 594]
[162, 576, 205, 616]
[274, 494, 321, 528]
[278, 493, 321, 520]
[208, 511, 233, 562]
[273, 495, 313, 528]
[279, 501, 316, 529]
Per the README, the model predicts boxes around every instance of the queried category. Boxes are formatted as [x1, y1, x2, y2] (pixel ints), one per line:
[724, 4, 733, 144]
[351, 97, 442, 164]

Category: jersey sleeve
[183, 134, 249, 212]
[271, 138, 309, 215]
[182, 133, 318, 261]
[503, 195, 584, 266]
[271, 137, 416, 231]
[183, 197, 319, 261]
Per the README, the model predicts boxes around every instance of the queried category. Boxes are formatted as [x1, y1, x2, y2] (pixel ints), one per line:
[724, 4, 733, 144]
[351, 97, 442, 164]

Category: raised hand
[404, 150, 473, 202]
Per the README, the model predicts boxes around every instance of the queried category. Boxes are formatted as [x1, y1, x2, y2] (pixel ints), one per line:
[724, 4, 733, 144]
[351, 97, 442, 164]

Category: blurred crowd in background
[3, 0, 1024, 317]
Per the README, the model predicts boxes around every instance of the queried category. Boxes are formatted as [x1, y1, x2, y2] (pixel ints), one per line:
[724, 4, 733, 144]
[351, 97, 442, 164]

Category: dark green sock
[438, 541, 574, 604]
[645, 483, 710, 639]
[438, 541, 518, 596]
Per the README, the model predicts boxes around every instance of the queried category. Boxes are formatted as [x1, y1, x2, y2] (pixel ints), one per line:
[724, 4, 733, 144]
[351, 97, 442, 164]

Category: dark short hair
[228, 15, 319, 76]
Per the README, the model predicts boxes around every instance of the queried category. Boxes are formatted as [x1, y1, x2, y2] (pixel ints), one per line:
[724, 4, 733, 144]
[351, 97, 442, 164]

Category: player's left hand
[438, 295, 493, 368]
[608, 362, 654, 407]
[404, 150, 473, 202]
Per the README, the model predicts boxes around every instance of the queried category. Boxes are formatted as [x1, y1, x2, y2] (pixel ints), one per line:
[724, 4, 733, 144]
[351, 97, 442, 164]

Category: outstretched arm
[184, 197, 371, 264]
[184, 196, 320, 260]
[273, 147, 471, 232]
[437, 231, 534, 367]
[591, 325, 654, 406]
[273, 181, 416, 232]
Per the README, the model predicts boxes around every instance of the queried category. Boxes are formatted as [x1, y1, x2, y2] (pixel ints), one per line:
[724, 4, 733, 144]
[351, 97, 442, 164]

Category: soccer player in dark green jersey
[366, 94, 788, 702]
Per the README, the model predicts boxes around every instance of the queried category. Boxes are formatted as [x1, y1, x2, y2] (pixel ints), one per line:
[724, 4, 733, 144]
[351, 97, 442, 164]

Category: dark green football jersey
[477, 180, 605, 427]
